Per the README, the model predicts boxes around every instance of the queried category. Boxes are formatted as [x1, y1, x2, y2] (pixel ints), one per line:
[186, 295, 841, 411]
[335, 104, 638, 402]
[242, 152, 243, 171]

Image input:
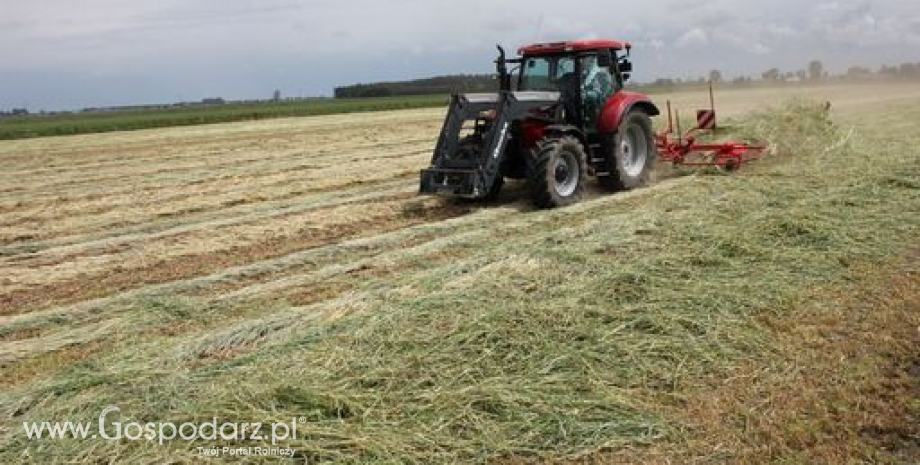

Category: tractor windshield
[519, 56, 577, 92]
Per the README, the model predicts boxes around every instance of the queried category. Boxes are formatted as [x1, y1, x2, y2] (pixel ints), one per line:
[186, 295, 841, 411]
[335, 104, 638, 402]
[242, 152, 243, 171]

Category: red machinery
[655, 84, 767, 170]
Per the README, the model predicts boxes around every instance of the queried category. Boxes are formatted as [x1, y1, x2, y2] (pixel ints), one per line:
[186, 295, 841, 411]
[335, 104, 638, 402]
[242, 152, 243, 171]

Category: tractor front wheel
[600, 110, 657, 191]
[483, 175, 504, 201]
[528, 136, 587, 209]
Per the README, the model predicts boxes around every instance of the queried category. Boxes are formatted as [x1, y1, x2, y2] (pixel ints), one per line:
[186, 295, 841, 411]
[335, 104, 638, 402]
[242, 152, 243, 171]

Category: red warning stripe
[696, 110, 716, 130]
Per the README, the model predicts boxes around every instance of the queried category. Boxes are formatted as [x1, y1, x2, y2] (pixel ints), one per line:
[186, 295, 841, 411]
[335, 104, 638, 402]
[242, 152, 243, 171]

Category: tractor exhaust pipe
[495, 45, 512, 92]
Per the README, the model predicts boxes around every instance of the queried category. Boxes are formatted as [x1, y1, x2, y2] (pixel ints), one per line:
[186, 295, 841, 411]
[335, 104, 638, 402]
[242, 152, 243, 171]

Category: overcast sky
[1, 0, 917, 110]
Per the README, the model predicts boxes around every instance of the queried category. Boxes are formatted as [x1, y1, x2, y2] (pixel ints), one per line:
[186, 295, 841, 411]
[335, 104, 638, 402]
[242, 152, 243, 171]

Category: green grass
[1, 101, 918, 463]
[0, 95, 447, 140]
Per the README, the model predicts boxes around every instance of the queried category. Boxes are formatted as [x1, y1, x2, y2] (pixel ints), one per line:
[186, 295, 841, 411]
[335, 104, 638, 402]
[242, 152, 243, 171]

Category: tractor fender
[597, 91, 660, 134]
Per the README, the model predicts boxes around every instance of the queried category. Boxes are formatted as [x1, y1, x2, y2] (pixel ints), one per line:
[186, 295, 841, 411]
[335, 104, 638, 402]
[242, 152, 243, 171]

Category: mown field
[0, 82, 918, 463]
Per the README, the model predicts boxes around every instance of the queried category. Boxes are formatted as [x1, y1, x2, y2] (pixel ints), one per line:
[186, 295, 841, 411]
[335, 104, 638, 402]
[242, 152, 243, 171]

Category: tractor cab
[515, 40, 634, 130]
[420, 39, 658, 209]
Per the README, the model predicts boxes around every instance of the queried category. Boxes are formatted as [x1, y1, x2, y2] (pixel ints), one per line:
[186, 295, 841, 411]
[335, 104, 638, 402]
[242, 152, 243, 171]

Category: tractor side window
[556, 58, 575, 77]
[555, 57, 578, 92]
[520, 58, 552, 91]
[520, 56, 578, 92]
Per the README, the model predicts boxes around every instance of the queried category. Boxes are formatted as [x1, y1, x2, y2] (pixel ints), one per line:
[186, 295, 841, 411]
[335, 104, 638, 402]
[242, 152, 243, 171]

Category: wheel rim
[621, 124, 648, 178]
[551, 151, 579, 197]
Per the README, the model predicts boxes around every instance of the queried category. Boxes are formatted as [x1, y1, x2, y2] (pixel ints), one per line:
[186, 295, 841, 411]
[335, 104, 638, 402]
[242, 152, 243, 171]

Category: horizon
[2, 0, 918, 111]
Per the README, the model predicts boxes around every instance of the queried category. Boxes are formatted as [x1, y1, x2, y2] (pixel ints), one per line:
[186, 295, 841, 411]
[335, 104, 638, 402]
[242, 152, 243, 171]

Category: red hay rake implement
[655, 83, 767, 170]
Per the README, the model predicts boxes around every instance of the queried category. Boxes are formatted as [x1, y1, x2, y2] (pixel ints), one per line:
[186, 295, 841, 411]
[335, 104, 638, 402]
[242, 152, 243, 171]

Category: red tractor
[420, 40, 659, 208]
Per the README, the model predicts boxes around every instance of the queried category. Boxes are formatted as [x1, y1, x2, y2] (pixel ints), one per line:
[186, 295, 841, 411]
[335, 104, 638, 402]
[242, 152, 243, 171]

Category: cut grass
[1, 100, 918, 463]
[592, 254, 920, 465]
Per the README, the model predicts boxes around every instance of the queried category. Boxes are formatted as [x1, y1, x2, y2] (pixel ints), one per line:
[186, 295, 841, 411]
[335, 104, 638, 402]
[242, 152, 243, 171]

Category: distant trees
[808, 60, 825, 81]
[760, 60, 919, 83]
[335, 74, 496, 99]
[651, 78, 678, 87]
[708, 69, 723, 84]
[879, 65, 899, 76]
[332, 59, 920, 100]
[0, 108, 29, 118]
[846, 66, 872, 79]
[877, 63, 920, 79]
[761, 68, 781, 81]
[897, 63, 920, 78]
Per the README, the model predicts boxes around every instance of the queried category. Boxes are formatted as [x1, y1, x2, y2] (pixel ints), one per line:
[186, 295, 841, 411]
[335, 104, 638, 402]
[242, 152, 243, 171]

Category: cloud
[810, 3, 868, 42]
[750, 43, 770, 55]
[804, 1, 911, 47]
[711, 27, 772, 55]
[675, 28, 709, 48]
[0, 0, 917, 109]
[766, 23, 797, 39]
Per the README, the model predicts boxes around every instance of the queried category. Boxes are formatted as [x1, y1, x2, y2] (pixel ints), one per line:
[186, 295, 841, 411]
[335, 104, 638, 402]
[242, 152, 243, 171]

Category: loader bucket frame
[420, 91, 559, 198]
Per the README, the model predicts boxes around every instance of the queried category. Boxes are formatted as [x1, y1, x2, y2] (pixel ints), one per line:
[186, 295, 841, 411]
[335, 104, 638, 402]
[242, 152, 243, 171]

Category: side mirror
[618, 59, 633, 74]
[597, 49, 613, 68]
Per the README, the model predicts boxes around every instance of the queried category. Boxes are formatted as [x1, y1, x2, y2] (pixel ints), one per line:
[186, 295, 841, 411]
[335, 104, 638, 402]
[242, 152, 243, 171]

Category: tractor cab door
[519, 55, 581, 125]
[579, 54, 617, 130]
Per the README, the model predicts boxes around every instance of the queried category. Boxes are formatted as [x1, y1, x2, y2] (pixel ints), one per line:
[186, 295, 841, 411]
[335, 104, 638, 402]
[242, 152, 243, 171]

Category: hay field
[1, 82, 918, 463]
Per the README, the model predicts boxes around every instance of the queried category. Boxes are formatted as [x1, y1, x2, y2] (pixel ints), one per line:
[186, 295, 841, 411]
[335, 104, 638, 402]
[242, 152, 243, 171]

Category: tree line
[334, 74, 496, 98]
[334, 60, 920, 99]
[5, 61, 919, 115]
[756, 60, 920, 82]
[0, 108, 30, 117]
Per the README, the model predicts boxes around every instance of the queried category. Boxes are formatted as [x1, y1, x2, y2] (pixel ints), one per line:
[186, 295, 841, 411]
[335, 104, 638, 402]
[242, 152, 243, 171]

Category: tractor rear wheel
[599, 110, 657, 191]
[528, 136, 587, 209]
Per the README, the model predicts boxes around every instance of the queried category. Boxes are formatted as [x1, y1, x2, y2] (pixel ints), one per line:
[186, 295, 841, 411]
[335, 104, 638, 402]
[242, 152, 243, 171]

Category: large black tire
[599, 110, 657, 191]
[527, 136, 587, 209]
[482, 175, 504, 201]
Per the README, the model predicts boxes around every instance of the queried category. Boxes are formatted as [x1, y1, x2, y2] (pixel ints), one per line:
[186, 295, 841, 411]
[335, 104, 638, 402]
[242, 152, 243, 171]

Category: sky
[1, 0, 918, 110]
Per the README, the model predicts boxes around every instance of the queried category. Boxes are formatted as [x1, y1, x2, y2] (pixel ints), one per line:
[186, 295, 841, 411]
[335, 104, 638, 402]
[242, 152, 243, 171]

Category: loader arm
[421, 91, 560, 199]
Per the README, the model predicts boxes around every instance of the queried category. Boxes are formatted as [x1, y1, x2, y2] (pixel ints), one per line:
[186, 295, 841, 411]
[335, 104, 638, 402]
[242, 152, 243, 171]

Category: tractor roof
[518, 39, 631, 56]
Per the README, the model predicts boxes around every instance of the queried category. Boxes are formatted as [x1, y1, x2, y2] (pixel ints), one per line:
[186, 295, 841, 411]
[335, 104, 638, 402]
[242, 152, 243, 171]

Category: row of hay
[2, 100, 918, 463]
